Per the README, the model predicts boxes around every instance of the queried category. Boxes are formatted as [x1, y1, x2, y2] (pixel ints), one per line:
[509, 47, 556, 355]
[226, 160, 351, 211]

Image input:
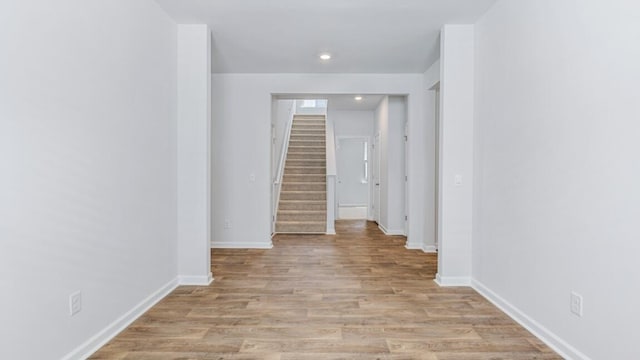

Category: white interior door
[337, 137, 369, 219]
[404, 122, 408, 235]
[373, 132, 381, 223]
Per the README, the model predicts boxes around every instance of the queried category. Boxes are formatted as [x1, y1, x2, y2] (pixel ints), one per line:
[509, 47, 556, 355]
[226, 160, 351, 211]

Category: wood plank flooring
[90, 220, 561, 360]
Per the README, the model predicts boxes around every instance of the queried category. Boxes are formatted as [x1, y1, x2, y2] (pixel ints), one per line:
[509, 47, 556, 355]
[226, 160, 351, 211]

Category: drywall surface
[474, 1, 640, 358]
[421, 60, 441, 251]
[211, 74, 426, 247]
[437, 25, 475, 285]
[273, 99, 295, 179]
[177, 24, 212, 285]
[0, 1, 178, 358]
[332, 110, 375, 138]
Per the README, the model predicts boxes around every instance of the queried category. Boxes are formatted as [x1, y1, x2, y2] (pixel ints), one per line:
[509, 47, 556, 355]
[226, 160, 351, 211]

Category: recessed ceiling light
[354, 96, 363, 101]
[319, 53, 331, 60]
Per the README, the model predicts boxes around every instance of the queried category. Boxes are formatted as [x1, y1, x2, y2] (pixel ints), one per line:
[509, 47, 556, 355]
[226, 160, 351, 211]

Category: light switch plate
[454, 175, 463, 186]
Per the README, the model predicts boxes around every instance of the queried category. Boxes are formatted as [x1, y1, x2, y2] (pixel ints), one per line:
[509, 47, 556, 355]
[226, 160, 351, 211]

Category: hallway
[91, 221, 560, 359]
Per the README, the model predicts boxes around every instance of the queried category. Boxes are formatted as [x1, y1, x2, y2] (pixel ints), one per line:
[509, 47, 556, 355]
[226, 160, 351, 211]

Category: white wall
[473, 1, 640, 359]
[296, 100, 327, 115]
[0, 1, 178, 359]
[211, 74, 425, 248]
[436, 25, 475, 286]
[272, 99, 295, 179]
[332, 110, 375, 137]
[421, 60, 441, 252]
[270, 99, 295, 232]
[325, 113, 338, 234]
[177, 24, 212, 285]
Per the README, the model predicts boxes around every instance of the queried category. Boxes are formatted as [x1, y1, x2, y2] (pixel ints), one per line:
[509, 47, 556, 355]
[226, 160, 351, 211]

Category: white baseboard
[434, 273, 471, 286]
[404, 242, 422, 250]
[472, 279, 590, 360]
[405, 243, 437, 253]
[338, 206, 368, 220]
[178, 272, 213, 286]
[62, 278, 179, 360]
[422, 245, 437, 253]
[211, 241, 273, 249]
[378, 224, 405, 236]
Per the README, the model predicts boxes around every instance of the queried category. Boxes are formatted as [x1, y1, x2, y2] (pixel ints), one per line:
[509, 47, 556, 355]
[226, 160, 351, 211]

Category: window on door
[362, 141, 368, 184]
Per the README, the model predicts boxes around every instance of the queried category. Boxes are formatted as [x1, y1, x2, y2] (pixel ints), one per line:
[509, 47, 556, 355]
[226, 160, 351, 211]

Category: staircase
[275, 114, 327, 233]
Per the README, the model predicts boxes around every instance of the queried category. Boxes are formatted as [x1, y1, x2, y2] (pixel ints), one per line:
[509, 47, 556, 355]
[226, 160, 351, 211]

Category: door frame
[372, 131, 381, 223]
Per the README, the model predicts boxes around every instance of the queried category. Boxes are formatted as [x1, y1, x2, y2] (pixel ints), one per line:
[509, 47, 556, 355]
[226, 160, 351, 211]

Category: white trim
[178, 272, 213, 286]
[434, 273, 471, 286]
[275, 231, 325, 235]
[61, 278, 179, 360]
[378, 223, 405, 236]
[404, 242, 422, 250]
[422, 245, 437, 253]
[211, 241, 273, 249]
[472, 279, 590, 360]
[404, 243, 437, 253]
[325, 229, 336, 235]
[336, 135, 371, 221]
[326, 174, 336, 235]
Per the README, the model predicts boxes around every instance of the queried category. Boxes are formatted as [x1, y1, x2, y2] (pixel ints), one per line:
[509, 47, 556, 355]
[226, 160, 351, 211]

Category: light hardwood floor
[91, 220, 561, 359]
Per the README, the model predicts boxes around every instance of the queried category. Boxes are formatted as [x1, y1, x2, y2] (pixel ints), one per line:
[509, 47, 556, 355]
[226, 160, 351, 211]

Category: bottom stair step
[275, 221, 326, 233]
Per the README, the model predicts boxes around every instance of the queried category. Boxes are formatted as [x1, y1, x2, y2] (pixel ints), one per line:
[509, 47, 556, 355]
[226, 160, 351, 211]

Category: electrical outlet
[69, 291, 82, 316]
[570, 291, 583, 317]
[224, 219, 232, 229]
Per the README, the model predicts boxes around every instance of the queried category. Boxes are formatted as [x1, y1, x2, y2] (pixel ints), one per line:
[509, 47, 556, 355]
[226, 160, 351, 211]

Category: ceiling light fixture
[354, 96, 363, 101]
[319, 53, 331, 60]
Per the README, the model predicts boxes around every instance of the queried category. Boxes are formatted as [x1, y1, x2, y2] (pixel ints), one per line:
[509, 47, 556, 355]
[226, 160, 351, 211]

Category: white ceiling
[155, 0, 496, 73]
[277, 94, 385, 111]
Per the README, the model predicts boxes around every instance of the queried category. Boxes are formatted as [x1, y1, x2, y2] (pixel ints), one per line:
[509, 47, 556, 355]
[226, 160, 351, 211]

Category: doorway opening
[270, 94, 408, 238]
[336, 136, 370, 219]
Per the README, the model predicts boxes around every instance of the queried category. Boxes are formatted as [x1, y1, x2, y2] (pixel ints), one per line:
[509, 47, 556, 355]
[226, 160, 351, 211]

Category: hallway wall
[0, 1, 179, 358]
[473, 1, 640, 359]
[210, 74, 427, 248]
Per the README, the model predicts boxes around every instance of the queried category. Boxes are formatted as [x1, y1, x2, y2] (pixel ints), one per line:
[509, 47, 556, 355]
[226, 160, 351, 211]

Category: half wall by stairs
[275, 115, 327, 233]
